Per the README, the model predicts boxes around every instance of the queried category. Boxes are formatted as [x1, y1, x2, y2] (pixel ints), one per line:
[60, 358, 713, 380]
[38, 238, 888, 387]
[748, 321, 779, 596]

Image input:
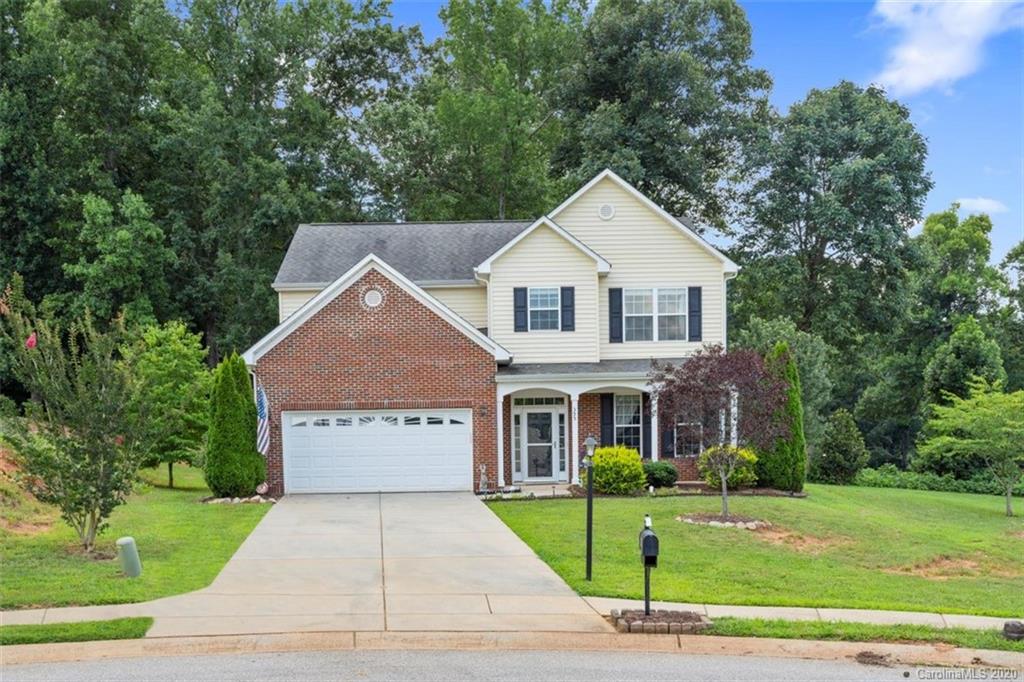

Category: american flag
[256, 383, 270, 457]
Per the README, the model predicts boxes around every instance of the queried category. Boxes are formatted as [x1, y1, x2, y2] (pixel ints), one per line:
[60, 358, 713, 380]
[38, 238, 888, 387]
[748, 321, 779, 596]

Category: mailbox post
[638, 514, 659, 615]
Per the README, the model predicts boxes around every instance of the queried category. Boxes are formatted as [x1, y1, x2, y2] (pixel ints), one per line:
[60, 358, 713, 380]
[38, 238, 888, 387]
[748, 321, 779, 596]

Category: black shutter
[600, 393, 614, 446]
[514, 287, 527, 332]
[641, 394, 652, 459]
[688, 286, 702, 341]
[560, 287, 575, 331]
[662, 426, 676, 458]
[609, 288, 623, 343]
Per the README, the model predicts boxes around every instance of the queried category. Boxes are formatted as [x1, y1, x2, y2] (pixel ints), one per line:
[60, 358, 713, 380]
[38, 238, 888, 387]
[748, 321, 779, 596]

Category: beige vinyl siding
[278, 290, 318, 322]
[488, 224, 600, 363]
[553, 177, 727, 359]
[423, 285, 488, 328]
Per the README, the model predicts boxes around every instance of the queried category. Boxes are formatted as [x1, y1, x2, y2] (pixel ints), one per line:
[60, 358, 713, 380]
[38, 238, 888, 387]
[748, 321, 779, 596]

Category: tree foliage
[0, 275, 143, 551]
[698, 445, 757, 517]
[810, 409, 869, 485]
[122, 321, 210, 488]
[735, 81, 932, 347]
[918, 380, 1024, 516]
[756, 342, 806, 492]
[203, 354, 265, 498]
[922, 316, 1005, 407]
[553, 0, 771, 231]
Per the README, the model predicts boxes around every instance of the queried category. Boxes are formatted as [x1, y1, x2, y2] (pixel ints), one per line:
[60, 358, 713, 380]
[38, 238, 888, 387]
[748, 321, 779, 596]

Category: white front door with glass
[511, 397, 568, 483]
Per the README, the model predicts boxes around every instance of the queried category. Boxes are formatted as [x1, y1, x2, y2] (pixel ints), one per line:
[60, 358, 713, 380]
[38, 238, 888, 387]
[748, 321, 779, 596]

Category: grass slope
[489, 485, 1024, 617]
[0, 618, 154, 645]
[1, 465, 269, 609]
[708, 618, 1024, 653]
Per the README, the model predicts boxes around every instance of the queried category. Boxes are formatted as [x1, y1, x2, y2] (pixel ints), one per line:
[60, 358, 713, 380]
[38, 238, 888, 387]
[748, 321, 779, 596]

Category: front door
[525, 411, 555, 480]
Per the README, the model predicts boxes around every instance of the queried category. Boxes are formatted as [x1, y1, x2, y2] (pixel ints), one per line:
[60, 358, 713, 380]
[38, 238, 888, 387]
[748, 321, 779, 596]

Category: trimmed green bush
[854, 464, 1024, 497]
[756, 342, 807, 492]
[582, 445, 647, 495]
[643, 460, 679, 488]
[204, 353, 266, 497]
[810, 408, 869, 484]
[699, 446, 758, 490]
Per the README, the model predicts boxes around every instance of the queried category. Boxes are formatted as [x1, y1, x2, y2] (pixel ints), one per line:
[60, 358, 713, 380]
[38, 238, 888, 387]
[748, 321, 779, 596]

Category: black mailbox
[639, 527, 659, 568]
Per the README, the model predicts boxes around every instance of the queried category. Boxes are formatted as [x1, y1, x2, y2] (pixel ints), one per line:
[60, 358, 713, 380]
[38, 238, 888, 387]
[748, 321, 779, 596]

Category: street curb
[3, 630, 1022, 670]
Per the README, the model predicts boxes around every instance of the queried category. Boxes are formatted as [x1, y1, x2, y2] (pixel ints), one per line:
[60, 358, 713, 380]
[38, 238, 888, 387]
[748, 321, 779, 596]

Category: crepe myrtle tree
[651, 345, 789, 517]
[0, 274, 145, 552]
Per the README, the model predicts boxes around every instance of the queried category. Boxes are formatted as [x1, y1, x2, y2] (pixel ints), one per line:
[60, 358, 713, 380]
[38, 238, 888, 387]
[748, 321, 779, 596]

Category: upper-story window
[623, 288, 686, 341]
[529, 288, 560, 330]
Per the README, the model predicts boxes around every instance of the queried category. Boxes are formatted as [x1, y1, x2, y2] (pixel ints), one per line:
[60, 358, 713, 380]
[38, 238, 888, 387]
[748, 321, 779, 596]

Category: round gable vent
[598, 203, 616, 221]
[362, 287, 384, 309]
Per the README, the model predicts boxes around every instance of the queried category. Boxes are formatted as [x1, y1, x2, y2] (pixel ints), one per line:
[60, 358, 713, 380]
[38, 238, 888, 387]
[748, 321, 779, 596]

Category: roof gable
[549, 169, 739, 273]
[475, 217, 610, 276]
[244, 254, 512, 366]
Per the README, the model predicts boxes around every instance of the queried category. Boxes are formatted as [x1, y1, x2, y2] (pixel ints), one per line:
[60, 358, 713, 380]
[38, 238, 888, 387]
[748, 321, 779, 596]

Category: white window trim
[613, 394, 643, 451]
[527, 286, 561, 332]
[622, 287, 688, 342]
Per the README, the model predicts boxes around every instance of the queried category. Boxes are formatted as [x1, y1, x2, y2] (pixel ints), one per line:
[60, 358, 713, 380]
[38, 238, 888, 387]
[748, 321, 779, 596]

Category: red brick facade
[253, 269, 498, 496]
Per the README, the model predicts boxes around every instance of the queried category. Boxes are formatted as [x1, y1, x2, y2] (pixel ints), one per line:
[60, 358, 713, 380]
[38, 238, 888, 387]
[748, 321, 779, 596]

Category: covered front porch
[493, 359, 696, 489]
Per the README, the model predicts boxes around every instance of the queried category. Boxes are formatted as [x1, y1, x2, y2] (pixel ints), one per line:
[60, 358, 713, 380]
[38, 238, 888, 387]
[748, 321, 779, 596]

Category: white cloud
[955, 196, 1009, 214]
[872, 1, 1022, 97]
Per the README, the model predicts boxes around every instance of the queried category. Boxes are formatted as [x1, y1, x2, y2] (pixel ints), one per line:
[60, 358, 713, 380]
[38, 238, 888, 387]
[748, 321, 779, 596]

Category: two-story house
[242, 170, 738, 495]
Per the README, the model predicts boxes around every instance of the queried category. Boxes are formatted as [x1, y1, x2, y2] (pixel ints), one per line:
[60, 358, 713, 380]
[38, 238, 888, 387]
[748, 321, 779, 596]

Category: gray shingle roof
[497, 358, 687, 377]
[274, 221, 533, 287]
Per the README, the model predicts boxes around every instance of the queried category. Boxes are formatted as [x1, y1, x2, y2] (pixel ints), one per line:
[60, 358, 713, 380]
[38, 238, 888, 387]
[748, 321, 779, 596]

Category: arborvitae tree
[757, 342, 807, 492]
[811, 409, 870, 485]
[204, 354, 265, 497]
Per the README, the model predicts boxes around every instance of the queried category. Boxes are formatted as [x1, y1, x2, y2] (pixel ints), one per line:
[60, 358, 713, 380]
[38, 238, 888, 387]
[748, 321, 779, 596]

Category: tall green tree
[369, 0, 581, 220]
[918, 380, 1024, 517]
[922, 316, 1005, 407]
[735, 81, 932, 347]
[123, 321, 211, 488]
[732, 316, 832, 454]
[992, 242, 1024, 391]
[756, 342, 806, 492]
[204, 353, 264, 498]
[552, 0, 771, 231]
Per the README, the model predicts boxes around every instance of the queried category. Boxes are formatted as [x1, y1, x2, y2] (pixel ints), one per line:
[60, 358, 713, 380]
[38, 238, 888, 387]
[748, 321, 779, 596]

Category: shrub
[854, 464, 1024, 497]
[809, 409, 869, 484]
[204, 354, 265, 497]
[582, 445, 646, 495]
[756, 342, 807, 492]
[643, 460, 678, 488]
[700, 446, 758, 490]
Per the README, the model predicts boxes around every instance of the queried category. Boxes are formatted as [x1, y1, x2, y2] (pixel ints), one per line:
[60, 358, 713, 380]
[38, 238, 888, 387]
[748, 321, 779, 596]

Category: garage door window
[291, 417, 307, 427]
[336, 417, 352, 426]
[313, 417, 330, 427]
[427, 416, 444, 425]
[404, 416, 421, 426]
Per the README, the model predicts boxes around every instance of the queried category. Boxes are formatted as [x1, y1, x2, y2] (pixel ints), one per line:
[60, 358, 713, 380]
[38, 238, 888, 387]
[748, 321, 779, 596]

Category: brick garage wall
[254, 269, 497, 496]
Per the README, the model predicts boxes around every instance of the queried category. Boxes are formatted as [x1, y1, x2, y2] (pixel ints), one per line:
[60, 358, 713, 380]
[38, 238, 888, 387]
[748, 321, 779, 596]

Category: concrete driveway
[142, 493, 611, 636]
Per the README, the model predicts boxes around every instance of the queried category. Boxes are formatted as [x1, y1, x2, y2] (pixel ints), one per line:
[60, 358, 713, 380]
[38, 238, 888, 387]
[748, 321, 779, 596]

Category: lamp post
[583, 434, 596, 581]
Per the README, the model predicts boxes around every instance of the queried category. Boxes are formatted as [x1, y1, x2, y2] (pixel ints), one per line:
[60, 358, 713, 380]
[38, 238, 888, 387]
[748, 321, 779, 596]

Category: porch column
[570, 393, 581, 485]
[730, 388, 739, 447]
[496, 393, 505, 488]
[650, 392, 659, 462]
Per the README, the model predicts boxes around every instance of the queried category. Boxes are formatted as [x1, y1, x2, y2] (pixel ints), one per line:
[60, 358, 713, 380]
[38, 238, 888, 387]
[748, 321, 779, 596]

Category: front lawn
[489, 485, 1024, 617]
[0, 618, 153, 645]
[0, 465, 269, 609]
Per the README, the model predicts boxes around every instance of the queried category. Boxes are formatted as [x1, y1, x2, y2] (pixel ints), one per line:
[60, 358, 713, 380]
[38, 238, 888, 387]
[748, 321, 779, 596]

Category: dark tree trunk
[168, 461, 174, 489]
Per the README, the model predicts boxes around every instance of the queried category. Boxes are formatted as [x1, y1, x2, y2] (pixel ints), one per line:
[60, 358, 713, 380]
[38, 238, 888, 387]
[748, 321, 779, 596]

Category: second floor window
[529, 288, 560, 330]
[623, 288, 686, 341]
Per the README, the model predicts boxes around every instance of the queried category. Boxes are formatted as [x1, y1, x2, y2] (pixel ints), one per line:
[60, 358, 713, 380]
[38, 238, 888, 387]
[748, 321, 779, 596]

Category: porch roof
[495, 358, 686, 383]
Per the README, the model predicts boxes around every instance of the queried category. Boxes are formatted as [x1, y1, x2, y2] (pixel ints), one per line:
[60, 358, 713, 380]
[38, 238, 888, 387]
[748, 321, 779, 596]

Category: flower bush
[582, 445, 647, 495]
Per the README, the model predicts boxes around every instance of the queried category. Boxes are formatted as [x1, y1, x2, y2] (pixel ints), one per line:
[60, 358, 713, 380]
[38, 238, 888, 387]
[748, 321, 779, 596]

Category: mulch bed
[610, 608, 712, 634]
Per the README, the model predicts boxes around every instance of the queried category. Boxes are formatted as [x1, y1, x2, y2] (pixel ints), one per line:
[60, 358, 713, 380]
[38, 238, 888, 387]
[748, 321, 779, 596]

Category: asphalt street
[3, 648, 960, 681]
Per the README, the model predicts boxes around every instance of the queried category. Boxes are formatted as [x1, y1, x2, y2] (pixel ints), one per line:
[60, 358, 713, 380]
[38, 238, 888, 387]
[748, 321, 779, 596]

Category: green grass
[707, 617, 1024, 653]
[0, 617, 154, 645]
[489, 484, 1024, 617]
[1, 465, 269, 609]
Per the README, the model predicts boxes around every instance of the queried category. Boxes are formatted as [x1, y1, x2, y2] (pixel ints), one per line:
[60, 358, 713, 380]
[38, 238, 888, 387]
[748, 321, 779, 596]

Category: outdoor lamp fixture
[583, 434, 597, 581]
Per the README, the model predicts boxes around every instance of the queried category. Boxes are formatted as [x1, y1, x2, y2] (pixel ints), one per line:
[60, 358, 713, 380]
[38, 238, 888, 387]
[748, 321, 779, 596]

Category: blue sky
[390, 0, 1023, 263]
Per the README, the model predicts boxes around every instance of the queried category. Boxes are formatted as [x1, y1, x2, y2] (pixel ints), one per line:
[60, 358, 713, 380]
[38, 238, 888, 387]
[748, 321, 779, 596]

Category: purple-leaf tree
[650, 345, 789, 517]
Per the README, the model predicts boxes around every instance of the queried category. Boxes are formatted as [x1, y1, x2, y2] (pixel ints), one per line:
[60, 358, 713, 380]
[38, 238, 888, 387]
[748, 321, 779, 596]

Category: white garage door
[281, 409, 473, 493]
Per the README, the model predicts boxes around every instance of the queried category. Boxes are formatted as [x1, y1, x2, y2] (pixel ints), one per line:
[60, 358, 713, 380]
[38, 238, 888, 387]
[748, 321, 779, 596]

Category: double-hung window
[623, 288, 686, 341]
[528, 288, 560, 330]
[614, 395, 642, 449]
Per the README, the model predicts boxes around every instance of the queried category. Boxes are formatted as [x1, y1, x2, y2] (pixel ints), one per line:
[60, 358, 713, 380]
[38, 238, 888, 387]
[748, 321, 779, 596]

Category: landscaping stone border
[610, 609, 712, 634]
[202, 495, 276, 504]
[677, 514, 771, 530]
